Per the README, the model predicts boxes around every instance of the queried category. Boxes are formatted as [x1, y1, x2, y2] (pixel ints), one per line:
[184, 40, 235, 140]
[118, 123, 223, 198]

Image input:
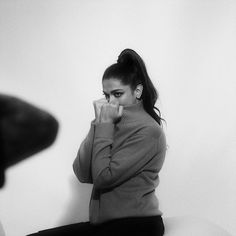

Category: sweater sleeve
[92, 123, 160, 189]
[73, 121, 95, 184]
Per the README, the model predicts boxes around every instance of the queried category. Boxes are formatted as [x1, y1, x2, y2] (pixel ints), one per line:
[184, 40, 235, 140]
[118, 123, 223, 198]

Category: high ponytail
[102, 49, 164, 126]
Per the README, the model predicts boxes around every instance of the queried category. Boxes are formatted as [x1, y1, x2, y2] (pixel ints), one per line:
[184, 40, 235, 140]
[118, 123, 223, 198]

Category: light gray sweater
[73, 102, 166, 224]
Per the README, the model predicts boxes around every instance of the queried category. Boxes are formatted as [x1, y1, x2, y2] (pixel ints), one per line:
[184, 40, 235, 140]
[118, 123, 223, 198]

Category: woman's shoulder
[132, 111, 164, 139]
[117, 107, 165, 139]
[141, 121, 164, 139]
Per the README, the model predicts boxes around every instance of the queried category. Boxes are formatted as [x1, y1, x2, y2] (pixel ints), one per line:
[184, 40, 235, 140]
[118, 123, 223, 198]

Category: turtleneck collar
[118, 101, 145, 124]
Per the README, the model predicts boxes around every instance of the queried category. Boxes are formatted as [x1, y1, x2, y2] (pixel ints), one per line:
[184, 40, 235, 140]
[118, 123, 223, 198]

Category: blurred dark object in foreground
[0, 94, 59, 188]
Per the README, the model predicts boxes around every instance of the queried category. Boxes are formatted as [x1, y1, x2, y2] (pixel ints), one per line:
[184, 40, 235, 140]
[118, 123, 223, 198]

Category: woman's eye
[114, 93, 122, 98]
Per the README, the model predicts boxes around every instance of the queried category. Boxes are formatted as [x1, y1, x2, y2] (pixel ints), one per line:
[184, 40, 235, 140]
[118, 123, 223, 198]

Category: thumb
[118, 105, 123, 118]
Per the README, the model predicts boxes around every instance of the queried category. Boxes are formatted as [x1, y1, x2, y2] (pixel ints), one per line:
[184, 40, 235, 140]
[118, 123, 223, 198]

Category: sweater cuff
[94, 123, 114, 139]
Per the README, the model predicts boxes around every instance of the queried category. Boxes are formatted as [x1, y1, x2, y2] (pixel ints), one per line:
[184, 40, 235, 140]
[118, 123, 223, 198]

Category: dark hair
[102, 48, 164, 126]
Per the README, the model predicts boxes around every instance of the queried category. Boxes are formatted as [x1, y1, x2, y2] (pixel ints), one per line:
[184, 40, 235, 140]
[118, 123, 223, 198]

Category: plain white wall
[0, 0, 235, 235]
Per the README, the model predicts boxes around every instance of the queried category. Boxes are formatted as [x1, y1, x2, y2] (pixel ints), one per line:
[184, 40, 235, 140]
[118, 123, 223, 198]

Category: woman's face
[102, 78, 139, 106]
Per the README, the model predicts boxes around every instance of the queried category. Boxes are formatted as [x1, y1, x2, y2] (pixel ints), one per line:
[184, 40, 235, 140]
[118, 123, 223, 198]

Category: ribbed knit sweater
[73, 101, 166, 224]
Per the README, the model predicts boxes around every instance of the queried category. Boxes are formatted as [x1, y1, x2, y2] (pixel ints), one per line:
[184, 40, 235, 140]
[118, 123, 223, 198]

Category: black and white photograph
[0, 0, 235, 235]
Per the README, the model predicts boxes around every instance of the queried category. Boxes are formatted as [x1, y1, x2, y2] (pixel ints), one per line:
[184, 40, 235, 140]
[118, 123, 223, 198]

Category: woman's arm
[73, 122, 95, 184]
[91, 123, 165, 189]
[73, 99, 108, 183]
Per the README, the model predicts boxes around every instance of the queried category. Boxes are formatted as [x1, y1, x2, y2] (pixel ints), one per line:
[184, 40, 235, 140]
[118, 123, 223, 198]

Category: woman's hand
[93, 99, 123, 123]
[100, 101, 123, 123]
[93, 98, 107, 123]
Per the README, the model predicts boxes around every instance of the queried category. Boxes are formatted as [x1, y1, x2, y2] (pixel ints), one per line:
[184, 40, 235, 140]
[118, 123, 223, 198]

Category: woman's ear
[135, 84, 143, 99]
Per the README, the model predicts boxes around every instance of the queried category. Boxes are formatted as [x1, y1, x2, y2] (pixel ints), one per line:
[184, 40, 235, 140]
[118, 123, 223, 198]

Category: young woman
[28, 49, 166, 236]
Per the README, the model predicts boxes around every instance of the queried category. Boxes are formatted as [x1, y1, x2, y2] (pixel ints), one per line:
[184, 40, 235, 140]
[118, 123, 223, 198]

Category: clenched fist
[93, 98, 107, 122]
[93, 99, 123, 123]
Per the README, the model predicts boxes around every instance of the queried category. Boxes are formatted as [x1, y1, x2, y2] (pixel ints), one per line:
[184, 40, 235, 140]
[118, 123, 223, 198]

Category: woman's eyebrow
[103, 89, 124, 94]
[111, 89, 123, 93]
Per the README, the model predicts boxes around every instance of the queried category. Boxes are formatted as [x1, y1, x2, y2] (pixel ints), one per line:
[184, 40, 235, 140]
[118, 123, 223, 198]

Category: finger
[110, 101, 120, 112]
[93, 100, 96, 105]
[93, 98, 107, 107]
[93, 101, 98, 117]
[93, 99, 106, 118]
[97, 98, 107, 103]
[96, 98, 107, 104]
[118, 105, 123, 118]
[109, 99, 119, 105]
[93, 101, 97, 108]
[98, 104, 106, 122]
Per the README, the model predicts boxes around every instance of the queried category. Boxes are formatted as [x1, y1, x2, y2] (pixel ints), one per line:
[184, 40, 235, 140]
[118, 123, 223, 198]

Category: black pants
[27, 216, 164, 236]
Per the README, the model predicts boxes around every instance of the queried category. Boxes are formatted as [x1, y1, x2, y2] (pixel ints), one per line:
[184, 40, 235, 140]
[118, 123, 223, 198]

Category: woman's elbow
[73, 162, 89, 183]
[78, 176, 93, 184]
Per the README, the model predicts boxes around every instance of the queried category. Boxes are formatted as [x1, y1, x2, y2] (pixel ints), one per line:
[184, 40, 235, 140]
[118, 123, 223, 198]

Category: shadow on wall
[59, 176, 92, 225]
